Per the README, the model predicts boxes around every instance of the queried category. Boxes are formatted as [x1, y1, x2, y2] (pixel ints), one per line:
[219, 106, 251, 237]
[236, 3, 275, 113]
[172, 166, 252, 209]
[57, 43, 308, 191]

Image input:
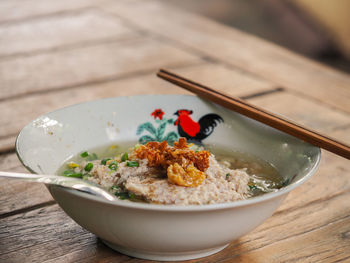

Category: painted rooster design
[174, 109, 223, 143]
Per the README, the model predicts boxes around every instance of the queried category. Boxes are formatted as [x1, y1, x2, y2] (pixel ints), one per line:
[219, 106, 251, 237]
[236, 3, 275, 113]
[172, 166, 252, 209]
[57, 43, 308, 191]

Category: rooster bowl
[16, 95, 321, 261]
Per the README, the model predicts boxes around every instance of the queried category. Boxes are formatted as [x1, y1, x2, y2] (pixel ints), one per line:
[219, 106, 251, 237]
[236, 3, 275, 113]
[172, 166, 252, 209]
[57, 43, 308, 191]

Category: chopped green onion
[126, 161, 139, 167]
[115, 192, 129, 200]
[84, 162, 93, 172]
[101, 158, 111, 165]
[80, 151, 89, 158]
[108, 161, 118, 170]
[63, 170, 83, 178]
[115, 191, 135, 200]
[225, 173, 230, 180]
[121, 152, 129, 162]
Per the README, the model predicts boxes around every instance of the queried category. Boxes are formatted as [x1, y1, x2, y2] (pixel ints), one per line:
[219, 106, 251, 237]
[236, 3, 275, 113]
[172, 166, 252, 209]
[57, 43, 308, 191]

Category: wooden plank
[0, 0, 96, 23]
[199, 186, 350, 262]
[222, 216, 350, 262]
[0, 205, 104, 263]
[0, 9, 138, 58]
[101, 0, 350, 113]
[0, 153, 53, 216]
[331, 125, 350, 147]
[0, 62, 277, 152]
[0, 151, 25, 172]
[0, 135, 15, 153]
[0, 36, 200, 101]
[247, 92, 350, 134]
[170, 63, 277, 97]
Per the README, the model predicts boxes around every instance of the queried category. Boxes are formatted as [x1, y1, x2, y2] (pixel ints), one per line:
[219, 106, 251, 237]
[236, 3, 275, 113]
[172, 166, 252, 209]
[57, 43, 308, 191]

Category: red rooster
[174, 109, 223, 143]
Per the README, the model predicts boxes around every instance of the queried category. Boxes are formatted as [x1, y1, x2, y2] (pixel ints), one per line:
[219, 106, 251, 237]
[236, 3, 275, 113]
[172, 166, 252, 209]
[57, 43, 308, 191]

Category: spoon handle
[0, 171, 116, 201]
[0, 171, 81, 183]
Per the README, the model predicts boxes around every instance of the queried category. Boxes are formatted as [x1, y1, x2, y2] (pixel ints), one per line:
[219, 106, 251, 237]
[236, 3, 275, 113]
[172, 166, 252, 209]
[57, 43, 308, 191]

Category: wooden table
[1, 0, 350, 262]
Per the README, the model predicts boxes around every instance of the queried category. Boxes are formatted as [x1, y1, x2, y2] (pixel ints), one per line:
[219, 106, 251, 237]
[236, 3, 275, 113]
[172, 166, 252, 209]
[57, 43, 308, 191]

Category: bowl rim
[15, 94, 322, 212]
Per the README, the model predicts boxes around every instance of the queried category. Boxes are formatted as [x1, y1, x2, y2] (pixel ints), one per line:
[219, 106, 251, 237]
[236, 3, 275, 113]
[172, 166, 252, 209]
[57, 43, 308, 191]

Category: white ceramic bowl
[16, 95, 321, 261]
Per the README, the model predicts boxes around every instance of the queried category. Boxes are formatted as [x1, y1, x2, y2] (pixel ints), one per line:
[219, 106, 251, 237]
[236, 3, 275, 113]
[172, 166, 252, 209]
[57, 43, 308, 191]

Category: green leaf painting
[136, 122, 156, 136]
[137, 109, 179, 144]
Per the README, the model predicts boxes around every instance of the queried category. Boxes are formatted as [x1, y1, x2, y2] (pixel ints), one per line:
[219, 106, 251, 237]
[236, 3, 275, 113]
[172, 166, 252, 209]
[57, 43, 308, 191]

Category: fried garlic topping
[134, 138, 209, 187]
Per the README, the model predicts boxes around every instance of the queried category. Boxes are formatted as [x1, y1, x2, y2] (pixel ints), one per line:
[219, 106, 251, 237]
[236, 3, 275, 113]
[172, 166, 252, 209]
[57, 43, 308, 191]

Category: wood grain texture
[0, 135, 16, 153]
[0, 9, 137, 57]
[0, 205, 99, 263]
[0, 153, 53, 215]
[0, 0, 96, 23]
[170, 63, 277, 97]
[225, 216, 350, 263]
[102, 0, 350, 113]
[331, 125, 350, 146]
[0, 37, 199, 101]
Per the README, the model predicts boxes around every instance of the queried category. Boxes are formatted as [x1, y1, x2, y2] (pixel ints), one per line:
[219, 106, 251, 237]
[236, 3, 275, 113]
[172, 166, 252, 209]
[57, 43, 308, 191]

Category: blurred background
[169, 0, 350, 73]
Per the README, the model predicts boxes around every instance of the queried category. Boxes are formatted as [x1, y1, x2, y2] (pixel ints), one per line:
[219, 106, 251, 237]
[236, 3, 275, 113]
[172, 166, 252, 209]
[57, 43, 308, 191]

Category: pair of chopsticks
[157, 69, 350, 160]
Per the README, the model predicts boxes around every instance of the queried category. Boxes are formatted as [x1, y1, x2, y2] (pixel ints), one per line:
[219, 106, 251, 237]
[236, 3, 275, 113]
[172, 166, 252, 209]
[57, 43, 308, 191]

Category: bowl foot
[102, 240, 229, 261]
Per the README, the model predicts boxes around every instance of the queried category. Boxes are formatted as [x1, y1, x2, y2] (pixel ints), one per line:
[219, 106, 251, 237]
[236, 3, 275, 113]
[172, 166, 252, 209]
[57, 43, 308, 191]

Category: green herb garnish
[121, 152, 129, 162]
[108, 161, 118, 170]
[115, 191, 136, 200]
[226, 173, 230, 180]
[115, 192, 130, 200]
[84, 162, 93, 172]
[80, 151, 89, 158]
[126, 161, 139, 167]
[63, 170, 83, 178]
[101, 158, 111, 165]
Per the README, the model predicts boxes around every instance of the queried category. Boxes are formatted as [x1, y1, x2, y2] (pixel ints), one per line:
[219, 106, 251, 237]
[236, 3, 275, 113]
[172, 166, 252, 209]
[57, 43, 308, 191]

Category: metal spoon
[0, 171, 116, 201]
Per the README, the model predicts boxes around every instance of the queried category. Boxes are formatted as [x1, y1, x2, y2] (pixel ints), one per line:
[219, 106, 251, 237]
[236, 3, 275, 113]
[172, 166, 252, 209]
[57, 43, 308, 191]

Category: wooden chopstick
[157, 68, 350, 160]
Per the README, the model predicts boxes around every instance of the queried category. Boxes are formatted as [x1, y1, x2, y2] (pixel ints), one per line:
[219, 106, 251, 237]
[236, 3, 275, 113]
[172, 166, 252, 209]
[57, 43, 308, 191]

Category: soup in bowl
[16, 95, 320, 261]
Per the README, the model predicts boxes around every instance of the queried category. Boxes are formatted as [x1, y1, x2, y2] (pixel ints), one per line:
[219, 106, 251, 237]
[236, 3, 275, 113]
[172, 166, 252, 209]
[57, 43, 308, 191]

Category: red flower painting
[151, 109, 164, 120]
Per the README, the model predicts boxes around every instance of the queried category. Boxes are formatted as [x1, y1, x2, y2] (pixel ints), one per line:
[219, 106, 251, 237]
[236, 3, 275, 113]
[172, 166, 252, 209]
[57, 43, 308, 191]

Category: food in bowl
[59, 138, 284, 205]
